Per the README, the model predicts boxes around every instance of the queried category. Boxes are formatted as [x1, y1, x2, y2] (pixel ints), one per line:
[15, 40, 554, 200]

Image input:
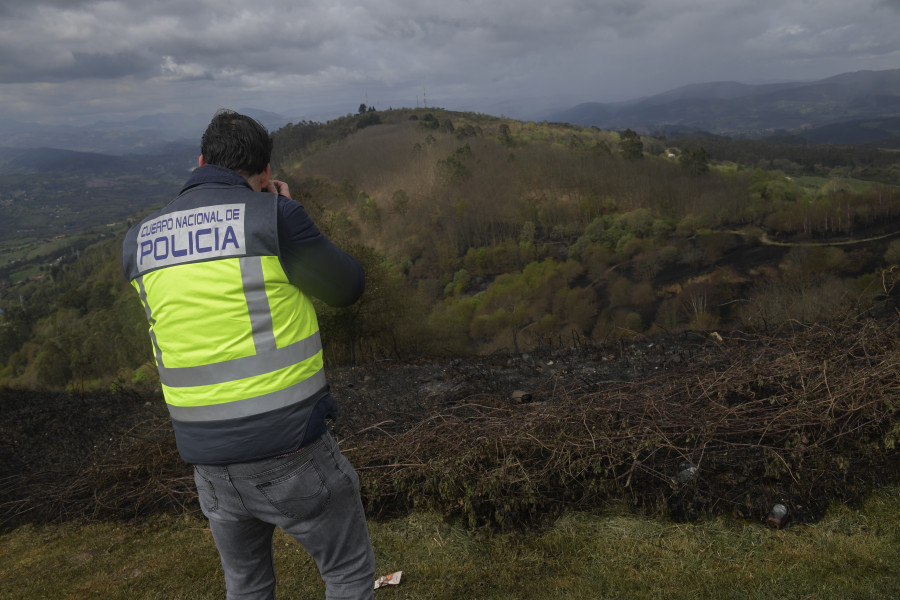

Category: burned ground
[0, 333, 703, 529]
[3, 308, 900, 532]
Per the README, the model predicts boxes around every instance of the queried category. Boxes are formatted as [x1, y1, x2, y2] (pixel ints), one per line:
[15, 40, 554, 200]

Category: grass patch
[793, 175, 879, 195]
[2, 487, 899, 599]
[0, 232, 99, 283]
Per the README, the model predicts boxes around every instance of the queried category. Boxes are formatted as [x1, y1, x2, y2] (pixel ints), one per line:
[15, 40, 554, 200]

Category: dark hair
[200, 109, 273, 176]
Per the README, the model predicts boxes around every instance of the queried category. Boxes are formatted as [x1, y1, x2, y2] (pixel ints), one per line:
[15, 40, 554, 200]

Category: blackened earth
[0, 331, 727, 530]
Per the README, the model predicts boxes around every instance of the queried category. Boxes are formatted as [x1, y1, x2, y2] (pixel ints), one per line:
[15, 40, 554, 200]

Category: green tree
[391, 189, 410, 215]
[420, 113, 440, 130]
[34, 342, 71, 388]
[592, 140, 612, 156]
[680, 147, 711, 176]
[885, 240, 900, 265]
[356, 112, 381, 130]
[437, 145, 474, 185]
[339, 178, 356, 202]
[619, 128, 643, 160]
[357, 195, 381, 228]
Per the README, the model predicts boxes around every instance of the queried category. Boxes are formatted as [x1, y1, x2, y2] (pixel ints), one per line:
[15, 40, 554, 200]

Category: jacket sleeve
[277, 196, 365, 307]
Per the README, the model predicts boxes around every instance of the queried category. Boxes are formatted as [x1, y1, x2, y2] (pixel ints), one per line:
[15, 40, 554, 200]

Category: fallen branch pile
[347, 317, 900, 529]
[0, 415, 194, 529]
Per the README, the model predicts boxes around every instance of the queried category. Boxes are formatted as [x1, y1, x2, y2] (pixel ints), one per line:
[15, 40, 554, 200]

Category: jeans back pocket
[256, 459, 331, 521]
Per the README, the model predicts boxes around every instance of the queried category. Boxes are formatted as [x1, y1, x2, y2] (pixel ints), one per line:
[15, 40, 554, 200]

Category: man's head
[200, 109, 273, 178]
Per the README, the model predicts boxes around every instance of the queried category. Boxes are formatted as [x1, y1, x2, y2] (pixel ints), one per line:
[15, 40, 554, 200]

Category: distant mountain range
[0, 108, 295, 156]
[543, 69, 900, 144]
[1, 70, 899, 154]
[0, 144, 198, 176]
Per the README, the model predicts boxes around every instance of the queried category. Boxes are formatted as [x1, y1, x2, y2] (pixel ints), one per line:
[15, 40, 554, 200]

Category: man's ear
[259, 164, 272, 189]
[198, 155, 207, 167]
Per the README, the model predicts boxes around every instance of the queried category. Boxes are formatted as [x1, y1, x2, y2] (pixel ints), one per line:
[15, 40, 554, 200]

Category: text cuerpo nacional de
[137, 204, 247, 272]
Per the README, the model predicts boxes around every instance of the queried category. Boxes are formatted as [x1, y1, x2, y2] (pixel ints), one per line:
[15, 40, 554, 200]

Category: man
[122, 109, 375, 599]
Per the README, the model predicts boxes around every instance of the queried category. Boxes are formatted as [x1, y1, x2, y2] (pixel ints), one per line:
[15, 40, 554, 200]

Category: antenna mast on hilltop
[423, 87, 427, 109]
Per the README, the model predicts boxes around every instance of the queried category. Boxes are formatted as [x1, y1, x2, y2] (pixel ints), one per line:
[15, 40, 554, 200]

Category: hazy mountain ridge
[0, 144, 198, 176]
[546, 68, 900, 142]
[0, 108, 295, 156]
[0, 118, 193, 156]
[3, 70, 899, 154]
[799, 116, 900, 146]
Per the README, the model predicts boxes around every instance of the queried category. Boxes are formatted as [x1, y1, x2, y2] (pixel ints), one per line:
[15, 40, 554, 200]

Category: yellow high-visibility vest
[123, 184, 325, 464]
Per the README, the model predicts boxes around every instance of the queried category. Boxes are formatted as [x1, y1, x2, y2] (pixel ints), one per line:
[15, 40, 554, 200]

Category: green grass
[793, 175, 880, 195]
[0, 234, 85, 275]
[3, 486, 900, 599]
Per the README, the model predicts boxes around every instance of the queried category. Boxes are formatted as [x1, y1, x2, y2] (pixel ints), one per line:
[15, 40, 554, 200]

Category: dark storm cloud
[0, 0, 96, 17]
[1, 0, 898, 124]
[0, 50, 159, 83]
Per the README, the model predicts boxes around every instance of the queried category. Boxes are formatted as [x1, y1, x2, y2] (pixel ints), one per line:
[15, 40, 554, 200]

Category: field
[0, 230, 116, 283]
[2, 492, 899, 599]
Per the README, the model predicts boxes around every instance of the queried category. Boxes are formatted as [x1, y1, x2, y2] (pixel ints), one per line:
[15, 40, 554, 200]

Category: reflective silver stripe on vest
[134, 276, 165, 368]
[167, 368, 327, 421]
[240, 256, 278, 355]
[158, 330, 322, 387]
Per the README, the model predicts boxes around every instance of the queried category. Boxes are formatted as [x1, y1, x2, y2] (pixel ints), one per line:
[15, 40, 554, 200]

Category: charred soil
[3, 310, 900, 532]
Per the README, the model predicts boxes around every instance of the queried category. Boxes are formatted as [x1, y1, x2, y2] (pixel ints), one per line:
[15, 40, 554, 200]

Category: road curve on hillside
[757, 231, 900, 247]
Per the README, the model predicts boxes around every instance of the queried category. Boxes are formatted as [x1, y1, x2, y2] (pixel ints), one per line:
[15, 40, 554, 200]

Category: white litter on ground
[374, 571, 402, 590]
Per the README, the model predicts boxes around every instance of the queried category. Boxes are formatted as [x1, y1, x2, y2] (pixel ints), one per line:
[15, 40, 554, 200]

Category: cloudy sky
[1, 0, 898, 125]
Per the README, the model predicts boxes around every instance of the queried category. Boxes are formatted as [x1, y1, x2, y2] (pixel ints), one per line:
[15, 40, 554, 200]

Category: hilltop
[263, 106, 900, 359]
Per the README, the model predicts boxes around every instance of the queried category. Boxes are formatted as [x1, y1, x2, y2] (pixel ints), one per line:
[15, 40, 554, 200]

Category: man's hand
[266, 179, 292, 199]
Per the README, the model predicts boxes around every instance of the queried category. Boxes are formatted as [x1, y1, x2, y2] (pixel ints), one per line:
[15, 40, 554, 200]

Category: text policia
[137, 204, 246, 272]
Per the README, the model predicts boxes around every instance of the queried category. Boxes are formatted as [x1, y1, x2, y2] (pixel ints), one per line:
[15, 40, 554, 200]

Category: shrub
[781, 246, 850, 277]
[884, 240, 900, 265]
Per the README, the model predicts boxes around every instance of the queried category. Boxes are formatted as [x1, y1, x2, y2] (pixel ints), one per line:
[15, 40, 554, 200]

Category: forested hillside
[1, 107, 899, 391]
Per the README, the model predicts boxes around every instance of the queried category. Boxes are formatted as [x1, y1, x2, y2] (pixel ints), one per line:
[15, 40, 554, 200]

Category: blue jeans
[193, 431, 375, 600]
